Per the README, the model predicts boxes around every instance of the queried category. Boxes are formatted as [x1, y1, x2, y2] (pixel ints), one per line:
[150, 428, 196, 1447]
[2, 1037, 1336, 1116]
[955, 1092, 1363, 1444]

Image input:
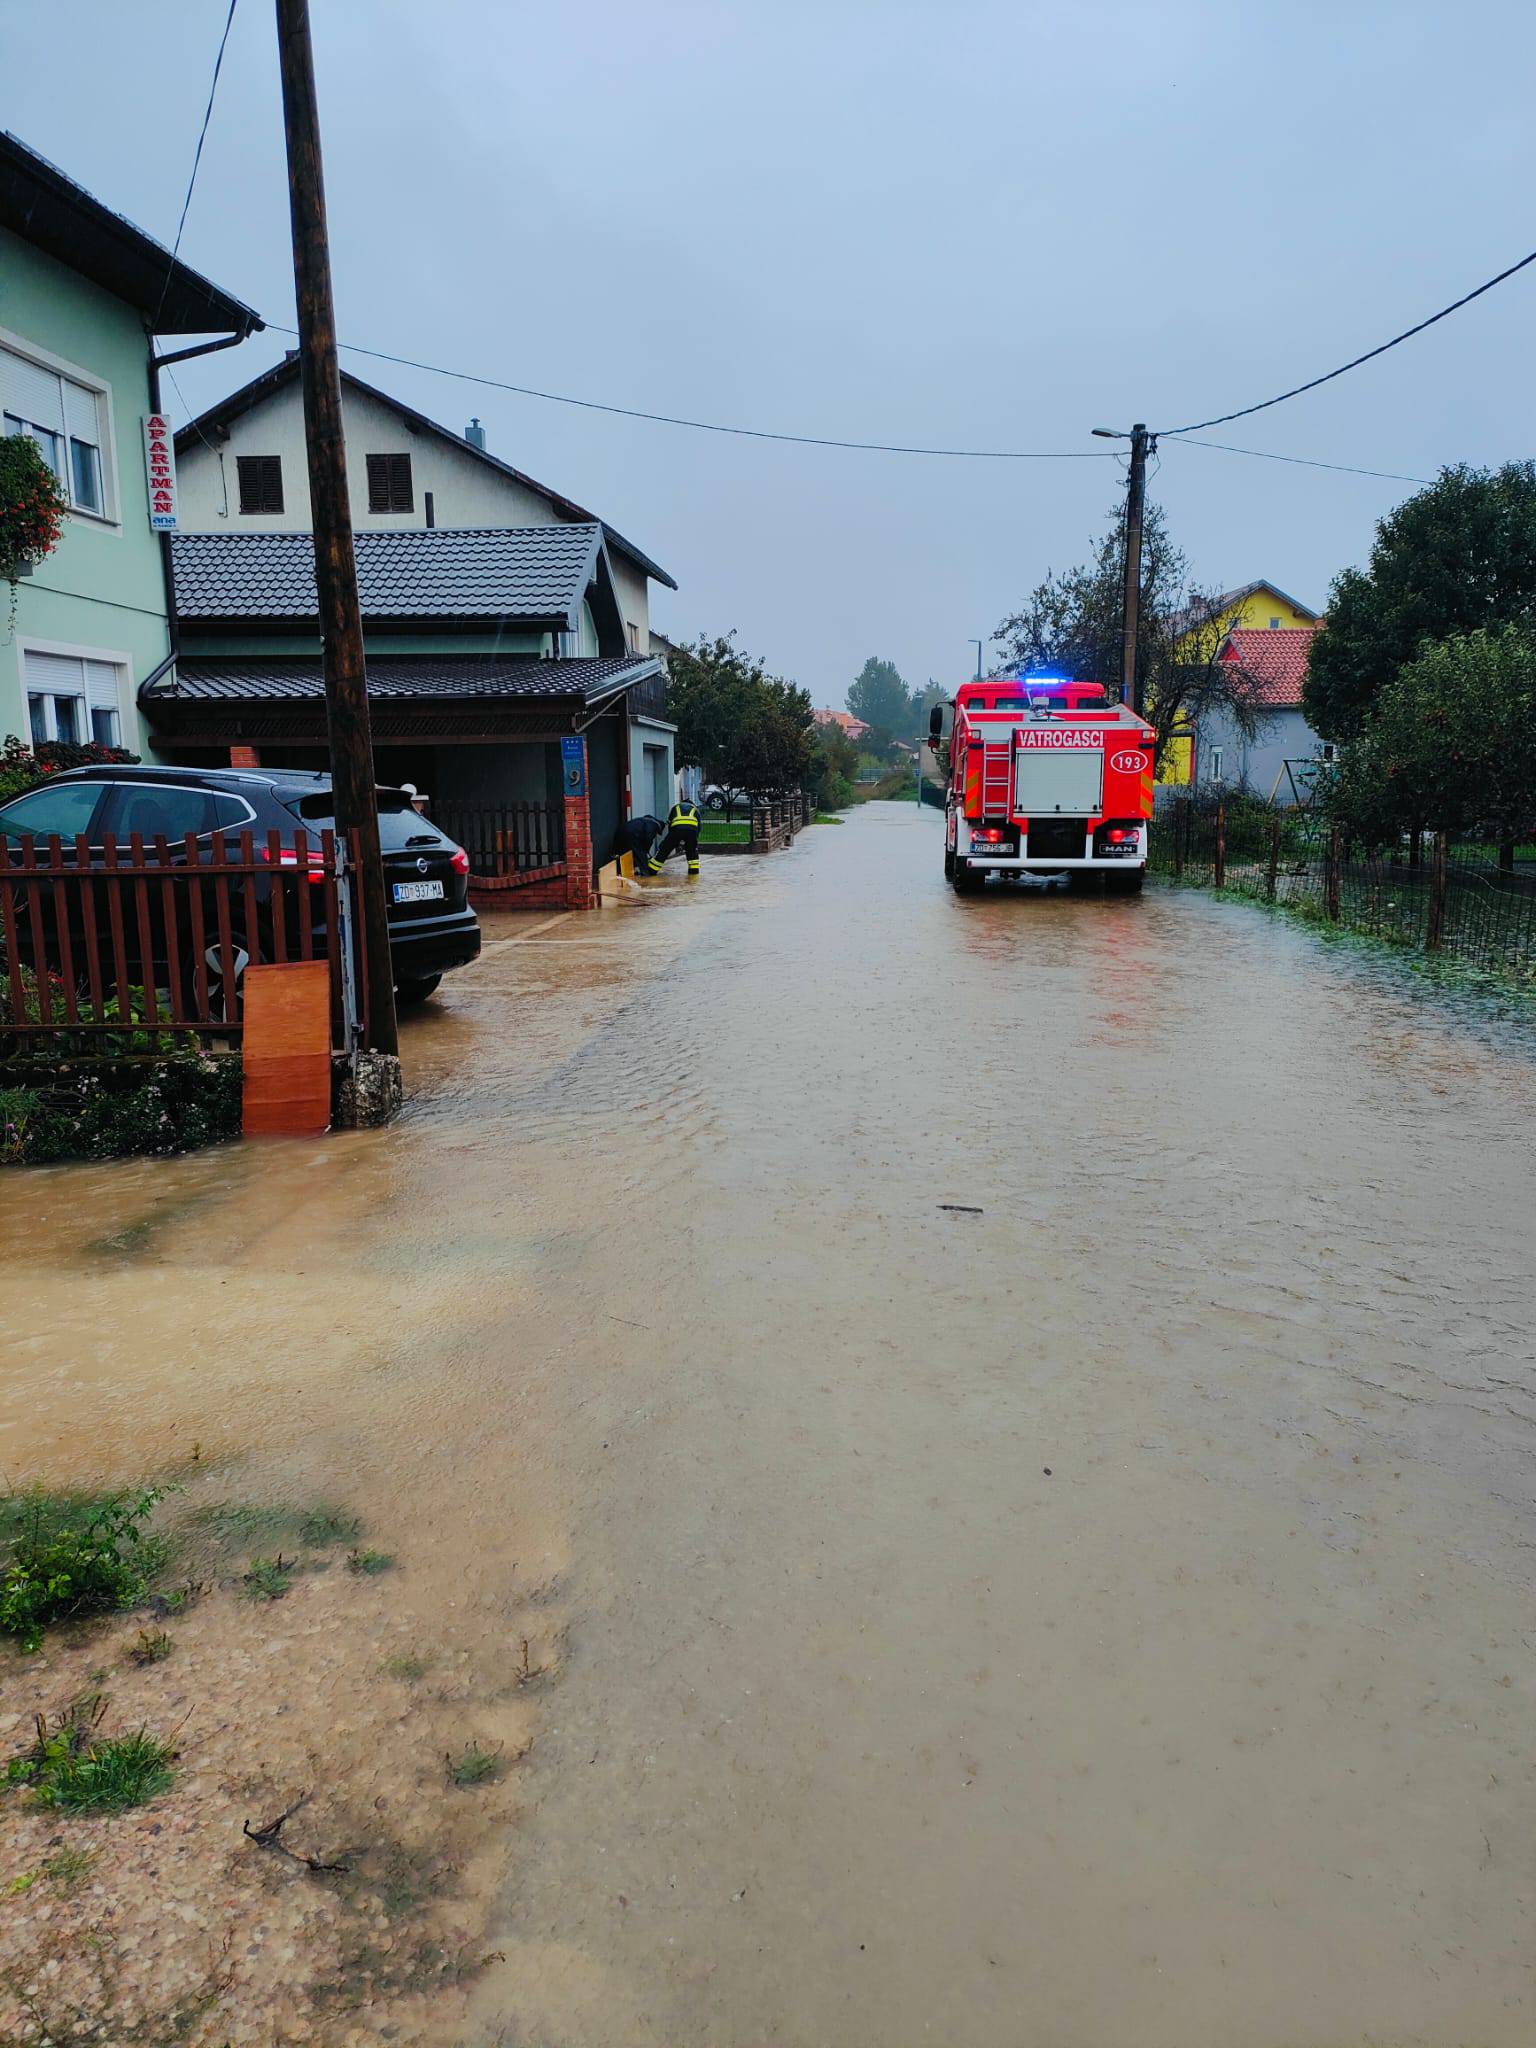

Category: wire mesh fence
[1149, 796, 1536, 985]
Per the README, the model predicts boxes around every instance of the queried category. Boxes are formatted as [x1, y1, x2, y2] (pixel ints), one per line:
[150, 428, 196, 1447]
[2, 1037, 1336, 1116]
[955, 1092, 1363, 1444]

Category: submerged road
[5, 801, 1535, 2046]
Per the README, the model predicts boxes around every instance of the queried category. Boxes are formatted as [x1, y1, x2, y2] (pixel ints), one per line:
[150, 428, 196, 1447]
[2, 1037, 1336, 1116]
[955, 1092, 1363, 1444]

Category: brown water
[4, 801, 1535, 2046]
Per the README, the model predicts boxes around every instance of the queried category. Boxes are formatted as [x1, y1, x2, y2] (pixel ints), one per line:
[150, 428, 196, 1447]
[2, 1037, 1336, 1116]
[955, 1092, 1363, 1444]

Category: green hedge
[0, 1054, 241, 1165]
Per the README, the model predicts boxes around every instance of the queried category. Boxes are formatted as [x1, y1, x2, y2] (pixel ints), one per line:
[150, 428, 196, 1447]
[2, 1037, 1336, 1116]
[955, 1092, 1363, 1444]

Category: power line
[152, 0, 240, 327]
[265, 322, 1118, 461]
[1168, 436, 1434, 486]
[1157, 247, 1536, 437]
[262, 321, 1434, 483]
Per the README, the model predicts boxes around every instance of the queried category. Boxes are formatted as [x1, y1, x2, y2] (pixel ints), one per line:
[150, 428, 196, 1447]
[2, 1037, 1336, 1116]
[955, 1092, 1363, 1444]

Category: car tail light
[261, 844, 327, 883]
[974, 826, 1008, 844]
[449, 845, 470, 875]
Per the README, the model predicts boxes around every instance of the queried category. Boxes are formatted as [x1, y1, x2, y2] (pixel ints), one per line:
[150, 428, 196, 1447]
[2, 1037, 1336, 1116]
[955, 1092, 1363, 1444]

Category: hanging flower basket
[0, 433, 68, 587]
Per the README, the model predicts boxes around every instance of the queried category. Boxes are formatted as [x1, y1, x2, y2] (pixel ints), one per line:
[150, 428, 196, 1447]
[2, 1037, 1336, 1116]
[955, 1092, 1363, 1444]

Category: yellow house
[1158, 580, 1320, 783]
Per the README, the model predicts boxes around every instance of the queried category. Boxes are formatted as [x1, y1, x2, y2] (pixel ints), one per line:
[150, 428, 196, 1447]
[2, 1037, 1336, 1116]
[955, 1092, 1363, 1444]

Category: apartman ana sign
[143, 414, 178, 531]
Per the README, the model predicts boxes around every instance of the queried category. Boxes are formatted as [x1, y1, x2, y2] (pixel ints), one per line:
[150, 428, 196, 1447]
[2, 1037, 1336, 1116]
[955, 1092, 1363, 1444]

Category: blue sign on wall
[560, 735, 587, 797]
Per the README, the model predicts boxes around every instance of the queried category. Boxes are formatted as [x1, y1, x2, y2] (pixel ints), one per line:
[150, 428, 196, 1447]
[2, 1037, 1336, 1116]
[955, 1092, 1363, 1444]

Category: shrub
[0, 731, 137, 805]
[0, 1054, 241, 1164]
[0, 1487, 163, 1653]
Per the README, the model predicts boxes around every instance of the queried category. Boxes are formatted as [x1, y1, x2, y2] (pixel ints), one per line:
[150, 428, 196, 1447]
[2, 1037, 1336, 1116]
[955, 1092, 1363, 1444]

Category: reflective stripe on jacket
[668, 802, 699, 828]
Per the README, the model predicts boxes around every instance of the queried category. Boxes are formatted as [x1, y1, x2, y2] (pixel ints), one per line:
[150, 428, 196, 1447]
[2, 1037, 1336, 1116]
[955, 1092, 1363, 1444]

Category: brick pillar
[563, 736, 593, 909]
[230, 743, 261, 768]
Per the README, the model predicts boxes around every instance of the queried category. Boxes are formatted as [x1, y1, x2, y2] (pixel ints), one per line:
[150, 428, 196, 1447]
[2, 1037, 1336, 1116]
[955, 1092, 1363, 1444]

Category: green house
[0, 131, 260, 760]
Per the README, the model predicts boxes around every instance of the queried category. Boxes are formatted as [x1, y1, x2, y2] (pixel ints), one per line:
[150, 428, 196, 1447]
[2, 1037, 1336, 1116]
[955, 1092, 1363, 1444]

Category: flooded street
[5, 800, 1536, 2046]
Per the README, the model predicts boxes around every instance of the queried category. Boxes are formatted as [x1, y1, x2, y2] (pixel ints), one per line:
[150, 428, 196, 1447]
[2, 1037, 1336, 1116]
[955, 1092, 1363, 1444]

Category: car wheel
[951, 862, 981, 894]
[943, 848, 955, 880]
[705, 791, 726, 811]
[1107, 870, 1145, 896]
[394, 973, 443, 1004]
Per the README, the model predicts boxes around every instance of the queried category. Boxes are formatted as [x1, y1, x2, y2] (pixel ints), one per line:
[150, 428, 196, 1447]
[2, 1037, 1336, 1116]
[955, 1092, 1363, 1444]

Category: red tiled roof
[813, 708, 871, 737]
[1219, 626, 1319, 708]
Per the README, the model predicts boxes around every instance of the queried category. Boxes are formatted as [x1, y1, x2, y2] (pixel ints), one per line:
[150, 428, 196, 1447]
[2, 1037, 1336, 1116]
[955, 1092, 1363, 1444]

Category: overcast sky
[9, 1, 1534, 706]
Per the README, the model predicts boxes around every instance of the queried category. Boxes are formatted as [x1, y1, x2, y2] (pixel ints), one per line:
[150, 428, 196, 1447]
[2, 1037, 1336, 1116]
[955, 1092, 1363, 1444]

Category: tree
[664, 631, 812, 801]
[993, 497, 1268, 775]
[805, 721, 859, 811]
[1329, 625, 1536, 849]
[1304, 462, 1536, 742]
[847, 657, 912, 742]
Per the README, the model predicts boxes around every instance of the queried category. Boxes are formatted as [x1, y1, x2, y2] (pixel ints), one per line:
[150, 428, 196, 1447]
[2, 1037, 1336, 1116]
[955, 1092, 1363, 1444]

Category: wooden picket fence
[0, 828, 365, 1051]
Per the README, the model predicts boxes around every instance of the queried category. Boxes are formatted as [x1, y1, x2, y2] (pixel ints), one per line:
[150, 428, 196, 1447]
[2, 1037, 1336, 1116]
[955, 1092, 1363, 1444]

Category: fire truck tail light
[1107, 828, 1129, 843]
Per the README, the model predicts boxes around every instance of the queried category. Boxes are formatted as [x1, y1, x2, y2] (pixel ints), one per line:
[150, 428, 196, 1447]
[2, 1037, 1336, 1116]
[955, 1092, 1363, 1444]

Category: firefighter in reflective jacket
[648, 798, 701, 875]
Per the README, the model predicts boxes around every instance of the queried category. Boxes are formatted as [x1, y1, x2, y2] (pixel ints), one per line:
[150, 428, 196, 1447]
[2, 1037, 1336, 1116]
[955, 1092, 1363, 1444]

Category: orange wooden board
[242, 961, 332, 1137]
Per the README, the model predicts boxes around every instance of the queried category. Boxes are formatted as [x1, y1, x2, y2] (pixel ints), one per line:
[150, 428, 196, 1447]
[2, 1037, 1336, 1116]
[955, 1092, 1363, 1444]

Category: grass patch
[346, 1548, 394, 1576]
[813, 811, 846, 824]
[5, 1697, 175, 1813]
[127, 1627, 172, 1666]
[445, 1742, 502, 1788]
[299, 1507, 363, 1548]
[240, 1554, 296, 1602]
[0, 1487, 163, 1654]
[699, 817, 750, 843]
[382, 1650, 429, 1682]
[186, 1498, 361, 1558]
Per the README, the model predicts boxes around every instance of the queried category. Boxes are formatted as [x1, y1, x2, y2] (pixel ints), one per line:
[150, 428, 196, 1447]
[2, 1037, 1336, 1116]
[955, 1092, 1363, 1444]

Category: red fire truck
[932, 674, 1156, 894]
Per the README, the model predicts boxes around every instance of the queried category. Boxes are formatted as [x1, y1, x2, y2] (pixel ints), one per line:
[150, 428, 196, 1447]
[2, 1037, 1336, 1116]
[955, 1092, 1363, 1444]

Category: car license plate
[392, 879, 444, 903]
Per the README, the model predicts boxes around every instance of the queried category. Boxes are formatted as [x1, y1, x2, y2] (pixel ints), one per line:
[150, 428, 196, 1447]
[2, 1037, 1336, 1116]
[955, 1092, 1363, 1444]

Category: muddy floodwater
[4, 801, 1535, 2046]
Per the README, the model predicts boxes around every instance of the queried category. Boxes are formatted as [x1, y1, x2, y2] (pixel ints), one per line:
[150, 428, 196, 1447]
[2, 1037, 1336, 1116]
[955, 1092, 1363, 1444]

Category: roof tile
[169, 525, 602, 622]
[1220, 627, 1319, 707]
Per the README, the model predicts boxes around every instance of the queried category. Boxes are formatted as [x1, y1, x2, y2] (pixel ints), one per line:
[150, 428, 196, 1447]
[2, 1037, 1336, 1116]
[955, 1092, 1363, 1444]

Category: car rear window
[286, 790, 447, 851]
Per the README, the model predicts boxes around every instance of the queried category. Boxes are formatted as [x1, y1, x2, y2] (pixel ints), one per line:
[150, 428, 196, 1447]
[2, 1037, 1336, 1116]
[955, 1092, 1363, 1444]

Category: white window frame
[0, 323, 121, 530]
[1209, 747, 1225, 783]
[19, 637, 131, 750]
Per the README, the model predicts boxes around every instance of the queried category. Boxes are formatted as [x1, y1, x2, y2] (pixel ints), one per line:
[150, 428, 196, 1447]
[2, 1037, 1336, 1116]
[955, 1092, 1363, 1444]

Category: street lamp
[970, 638, 984, 681]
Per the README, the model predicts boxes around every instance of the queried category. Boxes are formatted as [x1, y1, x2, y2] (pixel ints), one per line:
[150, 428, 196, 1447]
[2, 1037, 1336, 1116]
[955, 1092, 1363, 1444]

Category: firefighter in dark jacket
[648, 797, 701, 875]
[614, 813, 664, 872]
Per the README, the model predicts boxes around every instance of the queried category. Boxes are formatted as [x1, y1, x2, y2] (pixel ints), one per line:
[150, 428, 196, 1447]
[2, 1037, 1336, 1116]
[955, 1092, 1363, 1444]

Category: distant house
[0, 131, 260, 761]
[813, 708, 871, 742]
[170, 358, 680, 831]
[1194, 625, 1332, 801]
[1161, 580, 1321, 785]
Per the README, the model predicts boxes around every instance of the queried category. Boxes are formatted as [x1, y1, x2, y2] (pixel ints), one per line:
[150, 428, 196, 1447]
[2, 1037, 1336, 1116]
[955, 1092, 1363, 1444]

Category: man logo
[1110, 750, 1147, 773]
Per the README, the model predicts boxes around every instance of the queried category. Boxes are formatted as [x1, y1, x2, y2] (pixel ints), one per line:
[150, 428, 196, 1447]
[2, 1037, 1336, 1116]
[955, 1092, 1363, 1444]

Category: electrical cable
[1166, 436, 1433, 486]
[1156, 247, 1536, 438]
[264, 322, 1118, 461]
[151, 0, 240, 328]
[262, 321, 1435, 483]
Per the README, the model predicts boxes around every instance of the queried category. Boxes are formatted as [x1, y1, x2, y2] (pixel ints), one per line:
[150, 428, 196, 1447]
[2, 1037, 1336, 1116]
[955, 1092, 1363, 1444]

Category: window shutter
[63, 378, 100, 442]
[23, 649, 85, 696]
[366, 452, 412, 513]
[84, 658, 122, 711]
[1, 346, 65, 433]
[237, 455, 283, 515]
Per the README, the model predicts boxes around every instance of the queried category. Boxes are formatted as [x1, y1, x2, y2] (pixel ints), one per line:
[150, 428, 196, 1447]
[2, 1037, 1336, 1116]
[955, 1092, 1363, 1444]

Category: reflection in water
[4, 803, 1535, 2048]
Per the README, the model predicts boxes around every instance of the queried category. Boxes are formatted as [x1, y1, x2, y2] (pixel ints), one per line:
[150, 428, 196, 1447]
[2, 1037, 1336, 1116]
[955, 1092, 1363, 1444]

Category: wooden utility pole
[1120, 423, 1152, 716]
[275, 0, 397, 1058]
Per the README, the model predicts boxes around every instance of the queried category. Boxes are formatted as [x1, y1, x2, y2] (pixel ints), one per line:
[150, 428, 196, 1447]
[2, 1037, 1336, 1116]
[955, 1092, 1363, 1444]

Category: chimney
[464, 417, 487, 451]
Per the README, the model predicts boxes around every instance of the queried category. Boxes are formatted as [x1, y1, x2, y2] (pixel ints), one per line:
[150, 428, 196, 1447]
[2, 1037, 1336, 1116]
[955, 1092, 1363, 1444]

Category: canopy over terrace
[143, 652, 664, 909]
